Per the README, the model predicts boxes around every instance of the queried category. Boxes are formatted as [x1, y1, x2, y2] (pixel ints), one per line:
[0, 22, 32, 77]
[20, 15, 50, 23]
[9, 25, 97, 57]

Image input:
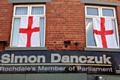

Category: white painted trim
[13, 5, 29, 16]
[85, 6, 100, 17]
[10, 17, 15, 47]
[101, 7, 116, 18]
[43, 16, 46, 47]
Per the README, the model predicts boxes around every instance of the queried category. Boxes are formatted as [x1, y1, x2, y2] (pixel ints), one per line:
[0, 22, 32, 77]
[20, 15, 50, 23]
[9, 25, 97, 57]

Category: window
[11, 5, 46, 47]
[85, 6, 119, 48]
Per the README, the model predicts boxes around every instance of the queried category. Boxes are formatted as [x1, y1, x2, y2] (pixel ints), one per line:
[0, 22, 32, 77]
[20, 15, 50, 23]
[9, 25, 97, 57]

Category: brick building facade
[0, 0, 120, 80]
[0, 0, 120, 51]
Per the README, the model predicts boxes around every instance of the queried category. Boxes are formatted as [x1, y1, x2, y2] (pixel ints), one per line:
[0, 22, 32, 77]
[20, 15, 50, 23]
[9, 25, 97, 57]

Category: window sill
[5, 47, 48, 51]
[84, 47, 120, 52]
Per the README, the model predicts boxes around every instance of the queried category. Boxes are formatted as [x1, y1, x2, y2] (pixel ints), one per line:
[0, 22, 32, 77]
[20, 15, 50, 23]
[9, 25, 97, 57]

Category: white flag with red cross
[93, 17, 119, 48]
[18, 16, 40, 47]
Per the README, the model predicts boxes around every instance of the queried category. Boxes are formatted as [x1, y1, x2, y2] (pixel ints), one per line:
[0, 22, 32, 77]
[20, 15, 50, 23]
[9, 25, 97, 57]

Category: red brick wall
[0, 0, 120, 51]
[46, 0, 85, 50]
[0, 0, 13, 51]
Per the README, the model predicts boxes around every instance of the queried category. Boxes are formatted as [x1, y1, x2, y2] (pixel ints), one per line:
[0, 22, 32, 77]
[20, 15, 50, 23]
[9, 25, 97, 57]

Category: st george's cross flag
[93, 17, 119, 48]
[18, 16, 40, 47]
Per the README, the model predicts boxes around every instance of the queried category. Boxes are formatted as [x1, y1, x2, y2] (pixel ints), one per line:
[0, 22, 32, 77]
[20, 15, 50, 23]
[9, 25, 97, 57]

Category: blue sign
[0, 50, 119, 74]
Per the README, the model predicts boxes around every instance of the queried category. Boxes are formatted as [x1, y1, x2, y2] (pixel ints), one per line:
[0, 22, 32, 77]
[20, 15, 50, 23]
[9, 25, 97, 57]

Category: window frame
[10, 4, 46, 47]
[85, 5, 119, 48]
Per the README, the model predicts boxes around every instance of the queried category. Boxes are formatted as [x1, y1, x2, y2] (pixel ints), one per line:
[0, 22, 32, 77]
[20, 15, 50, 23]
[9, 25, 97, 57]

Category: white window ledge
[81, 0, 120, 6]
[5, 47, 48, 51]
[84, 47, 120, 52]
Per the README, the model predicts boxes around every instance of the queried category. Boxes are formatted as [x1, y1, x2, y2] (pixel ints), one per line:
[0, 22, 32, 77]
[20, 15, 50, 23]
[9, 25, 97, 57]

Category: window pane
[11, 18, 20, 47]
[87, 7, 98, 16]
[86, 18, 96, 46]
[112, 20, 118, 44]
[102, 8, 114, 17]
[40, 17, 45, 46]
[32, 7, 44, 15]
[15, 7, 28, 15]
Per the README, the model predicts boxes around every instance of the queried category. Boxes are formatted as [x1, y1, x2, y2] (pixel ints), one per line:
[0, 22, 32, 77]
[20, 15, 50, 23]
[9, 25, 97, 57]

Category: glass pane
[11, 18, 20, 47]
[86, 18, 96, 46]
[102, 8, 114, 17]
[32, 7, 44, 15]
[87, 7, 98, 16]
[40, 17, 45, 46]
[15, 7, 28, 15]
[112, 20, 118, 44]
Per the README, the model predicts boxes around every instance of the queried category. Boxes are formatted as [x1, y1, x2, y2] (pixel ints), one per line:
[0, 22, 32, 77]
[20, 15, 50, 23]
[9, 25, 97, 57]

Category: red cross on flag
[18, 16, 40, 47]
[93, 17, 119, 48]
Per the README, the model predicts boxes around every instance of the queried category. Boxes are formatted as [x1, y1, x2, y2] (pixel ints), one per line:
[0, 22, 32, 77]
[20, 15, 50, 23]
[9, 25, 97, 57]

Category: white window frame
[85, 5, 119, 48]
[10, 4, 46, 47]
